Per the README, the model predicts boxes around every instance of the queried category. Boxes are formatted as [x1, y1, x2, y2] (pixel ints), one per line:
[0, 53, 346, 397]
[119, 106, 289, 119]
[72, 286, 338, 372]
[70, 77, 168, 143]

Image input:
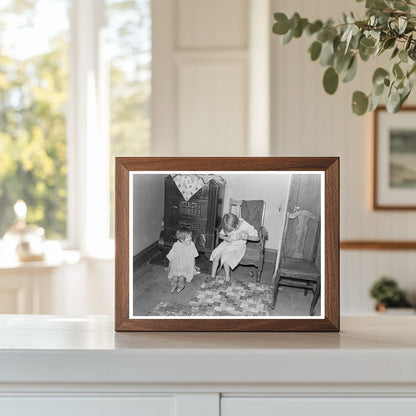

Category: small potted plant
[370, 276, 412, 313]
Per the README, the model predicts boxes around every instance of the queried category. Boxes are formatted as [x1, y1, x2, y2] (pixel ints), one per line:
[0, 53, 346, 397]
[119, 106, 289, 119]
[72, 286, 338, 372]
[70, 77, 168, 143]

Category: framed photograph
[115, 157, 339, 331]
[374, 106, 416, 210]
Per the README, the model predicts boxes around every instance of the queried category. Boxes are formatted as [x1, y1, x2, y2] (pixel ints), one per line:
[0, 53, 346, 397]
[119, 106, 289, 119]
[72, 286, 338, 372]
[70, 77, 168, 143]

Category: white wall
[152, 0, 270, 156]
[271, 0, 416, 313]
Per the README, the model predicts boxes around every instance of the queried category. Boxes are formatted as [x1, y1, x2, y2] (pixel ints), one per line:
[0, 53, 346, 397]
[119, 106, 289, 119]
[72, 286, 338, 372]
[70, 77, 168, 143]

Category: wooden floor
[133, 255, 321, 317]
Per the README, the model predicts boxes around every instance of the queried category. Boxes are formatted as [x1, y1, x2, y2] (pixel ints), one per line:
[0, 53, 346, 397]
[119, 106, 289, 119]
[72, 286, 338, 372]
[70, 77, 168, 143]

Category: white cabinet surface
[2, 397, 175, 416]
[222, 398, 416, 416]
[0, 315, 415, 415]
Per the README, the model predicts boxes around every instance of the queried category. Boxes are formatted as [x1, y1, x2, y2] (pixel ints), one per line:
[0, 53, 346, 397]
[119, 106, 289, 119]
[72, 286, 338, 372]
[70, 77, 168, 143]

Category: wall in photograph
[132, 174, 165, 256]
[271, 0, 416, 314]
[221, 173, 290, 250]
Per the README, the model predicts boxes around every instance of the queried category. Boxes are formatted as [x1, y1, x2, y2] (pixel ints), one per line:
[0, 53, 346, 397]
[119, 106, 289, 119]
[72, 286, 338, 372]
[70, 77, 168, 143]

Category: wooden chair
[271, 207, 321, 316]
[228, 198, 267, 282]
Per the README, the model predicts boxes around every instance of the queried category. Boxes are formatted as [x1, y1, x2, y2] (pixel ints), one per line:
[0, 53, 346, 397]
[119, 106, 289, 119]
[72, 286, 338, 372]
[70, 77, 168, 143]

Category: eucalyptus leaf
[386, 87, 401, 112]
[405, 34, 413, 50]
[352, 91, 369, 115]
[323, 67, 339, 94]
[320, 40, 335, 66]
[383, 37, 396, 50]
[273, 13, 290, 35]
[369, 92, 383, 111]
[342, 56, 358, 82]
[290, 13, 301, 29]
[360, 37, 375, 48]
[391, 47, 399, 59]
[372, 67, 389, 85]
[359, 44, 375, 61]
[293, 18, 308, 38]
[317, 27, 332, 43]
[307, 20, 323, 35]
[393, 63, 404, 79]
[398, 17, 407, 34]
[373, 82, 385, 96]
[366, 0, 388, 10]
[282, 29, 294, 44]
[399, 49, 408, 63]
[400, 86, 411, 106]
[393, 0, 409, 12]
[408, 71, 416, 88]
[309, 41, 322, 61]
[334, 51, 353, 72]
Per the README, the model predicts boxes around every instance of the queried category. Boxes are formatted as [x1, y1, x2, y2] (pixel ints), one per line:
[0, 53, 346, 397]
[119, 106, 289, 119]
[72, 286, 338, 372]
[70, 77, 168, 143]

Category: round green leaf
[372, 68, 389, 86]
[273, 13, 290, 35]
[359, 44, 375, 62]
[309, 41, 322, 61]
[323, 67, 339, 95]
[352, 91, 369, 115]
[307, 20, 323, 35]
[360, 37, 375, 48]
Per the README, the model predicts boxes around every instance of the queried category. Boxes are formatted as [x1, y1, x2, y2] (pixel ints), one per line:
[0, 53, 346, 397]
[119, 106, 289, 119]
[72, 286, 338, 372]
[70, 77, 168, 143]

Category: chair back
[229, 199, 265, 232]
[282, 207, 320, 261]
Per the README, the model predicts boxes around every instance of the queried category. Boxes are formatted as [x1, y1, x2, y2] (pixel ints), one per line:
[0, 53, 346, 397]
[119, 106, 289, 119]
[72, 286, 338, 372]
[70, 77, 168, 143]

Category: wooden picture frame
[373, 106, 416, 210]
[115, 157, 339, 332]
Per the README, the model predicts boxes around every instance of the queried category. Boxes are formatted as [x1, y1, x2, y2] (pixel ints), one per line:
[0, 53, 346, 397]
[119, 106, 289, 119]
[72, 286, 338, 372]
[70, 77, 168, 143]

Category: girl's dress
[209, 219, 258, 270]
[166, 241, 199, 282]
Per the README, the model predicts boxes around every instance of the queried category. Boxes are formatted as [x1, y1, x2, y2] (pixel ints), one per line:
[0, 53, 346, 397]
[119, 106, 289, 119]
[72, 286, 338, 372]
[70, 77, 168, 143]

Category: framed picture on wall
[115, 157, 339, 332]
[374, 106, 416, 209]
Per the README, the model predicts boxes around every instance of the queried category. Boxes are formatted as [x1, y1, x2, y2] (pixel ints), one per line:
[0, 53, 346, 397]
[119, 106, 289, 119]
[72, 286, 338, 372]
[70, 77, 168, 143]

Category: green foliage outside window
[0, 0, 151, 240]
[0, 1, 69, 238]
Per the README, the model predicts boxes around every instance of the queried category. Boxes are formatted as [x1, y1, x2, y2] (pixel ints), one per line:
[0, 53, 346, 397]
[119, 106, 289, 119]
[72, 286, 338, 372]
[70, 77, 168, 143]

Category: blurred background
[0, 0, 415, 316]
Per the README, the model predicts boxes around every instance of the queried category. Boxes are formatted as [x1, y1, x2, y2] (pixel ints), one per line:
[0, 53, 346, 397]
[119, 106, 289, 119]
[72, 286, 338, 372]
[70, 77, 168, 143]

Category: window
[0, 0, 70, 239]
[0, 0, 151, 253]
[106, 0, 151, 237]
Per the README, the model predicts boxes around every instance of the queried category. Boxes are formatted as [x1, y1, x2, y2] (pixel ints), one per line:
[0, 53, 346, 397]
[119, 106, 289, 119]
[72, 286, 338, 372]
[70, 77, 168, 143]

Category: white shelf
[0, 315, 416, 387]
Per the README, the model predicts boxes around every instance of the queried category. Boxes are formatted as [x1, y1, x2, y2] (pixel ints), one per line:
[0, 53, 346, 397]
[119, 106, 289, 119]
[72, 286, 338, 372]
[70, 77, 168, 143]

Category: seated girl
[210, 213, 258, 282]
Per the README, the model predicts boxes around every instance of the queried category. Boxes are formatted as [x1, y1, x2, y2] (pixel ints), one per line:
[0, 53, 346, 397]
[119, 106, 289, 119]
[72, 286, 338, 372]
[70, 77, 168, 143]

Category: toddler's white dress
[209, 219, 258, 270]
[166, 241, 199, 282]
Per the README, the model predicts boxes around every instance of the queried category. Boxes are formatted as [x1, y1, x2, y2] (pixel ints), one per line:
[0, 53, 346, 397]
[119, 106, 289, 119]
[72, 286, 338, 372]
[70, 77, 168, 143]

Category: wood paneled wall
[152, 0, 250, 156]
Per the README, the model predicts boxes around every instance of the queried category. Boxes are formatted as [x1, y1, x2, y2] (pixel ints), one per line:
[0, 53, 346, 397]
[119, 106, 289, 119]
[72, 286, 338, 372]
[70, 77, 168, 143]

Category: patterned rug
[149, 277, 273, 317]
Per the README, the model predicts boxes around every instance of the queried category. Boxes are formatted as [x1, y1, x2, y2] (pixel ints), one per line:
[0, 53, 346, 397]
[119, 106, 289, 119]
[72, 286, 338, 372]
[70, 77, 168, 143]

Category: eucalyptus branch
[272, 0, 416, 115]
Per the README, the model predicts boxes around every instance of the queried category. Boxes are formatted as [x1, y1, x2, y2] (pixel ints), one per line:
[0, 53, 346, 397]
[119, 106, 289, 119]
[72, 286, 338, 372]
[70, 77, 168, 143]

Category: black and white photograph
[130, 171, 323, 319]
